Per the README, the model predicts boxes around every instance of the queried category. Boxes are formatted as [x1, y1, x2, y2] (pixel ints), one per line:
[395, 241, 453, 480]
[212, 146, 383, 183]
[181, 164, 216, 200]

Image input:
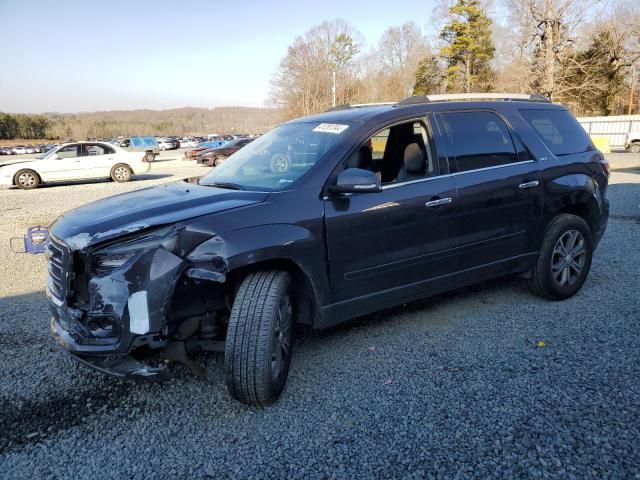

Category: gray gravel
[1, 163, 639, 479]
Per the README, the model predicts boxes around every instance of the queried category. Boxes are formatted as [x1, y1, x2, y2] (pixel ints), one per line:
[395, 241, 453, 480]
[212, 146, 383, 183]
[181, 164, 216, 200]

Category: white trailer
[577, 115, 640, 150]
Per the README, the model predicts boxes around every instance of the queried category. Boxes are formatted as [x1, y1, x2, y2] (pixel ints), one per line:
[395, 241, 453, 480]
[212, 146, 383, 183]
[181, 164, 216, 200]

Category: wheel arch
[540, 176, 602, 243]
[13, 167, 41, 186]
[226, 258, 319, 326]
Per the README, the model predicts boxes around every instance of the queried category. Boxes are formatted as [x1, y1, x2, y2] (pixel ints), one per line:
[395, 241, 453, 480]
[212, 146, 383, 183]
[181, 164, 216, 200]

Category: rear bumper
[594, 198, 609, 249]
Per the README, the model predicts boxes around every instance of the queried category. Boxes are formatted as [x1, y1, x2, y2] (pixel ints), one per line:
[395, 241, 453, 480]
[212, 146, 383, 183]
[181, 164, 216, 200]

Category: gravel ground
[0, 158, 639, 479]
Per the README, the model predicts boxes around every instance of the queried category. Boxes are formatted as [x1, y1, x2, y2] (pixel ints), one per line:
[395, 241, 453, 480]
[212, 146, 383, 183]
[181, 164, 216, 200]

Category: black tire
[14, 169, 40, 189]
[629, 143, 640, 154]
[110, 164, 133, 183]
[225, 271, 295, 406]
[213, 155, 226, 167]
[144, 152, 155, 162]
[528, 214, 593, 300]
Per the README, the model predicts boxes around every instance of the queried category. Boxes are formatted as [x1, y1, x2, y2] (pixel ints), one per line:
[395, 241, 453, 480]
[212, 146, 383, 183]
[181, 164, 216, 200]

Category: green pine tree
[439, 0, 495, 93]
[412, 55, 443, 95]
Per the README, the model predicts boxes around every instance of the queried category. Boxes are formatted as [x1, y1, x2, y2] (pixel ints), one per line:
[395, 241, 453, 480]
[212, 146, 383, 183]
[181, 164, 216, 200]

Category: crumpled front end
[47, 227, 228, 379]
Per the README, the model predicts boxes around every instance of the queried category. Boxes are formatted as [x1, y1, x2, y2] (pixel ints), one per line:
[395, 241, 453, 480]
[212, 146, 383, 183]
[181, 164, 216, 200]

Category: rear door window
[439, 111, 519, 173]
[519, 109, 594, 156]
[83, 144, 114, 156]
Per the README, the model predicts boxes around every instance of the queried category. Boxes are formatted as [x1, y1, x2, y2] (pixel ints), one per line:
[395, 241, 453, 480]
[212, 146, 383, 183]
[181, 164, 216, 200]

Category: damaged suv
[48, 93, 609, 406]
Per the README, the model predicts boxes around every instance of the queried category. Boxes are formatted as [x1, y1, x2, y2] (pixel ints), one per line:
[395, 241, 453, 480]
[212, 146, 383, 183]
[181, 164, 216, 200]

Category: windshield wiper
[205, 181, 246, 191]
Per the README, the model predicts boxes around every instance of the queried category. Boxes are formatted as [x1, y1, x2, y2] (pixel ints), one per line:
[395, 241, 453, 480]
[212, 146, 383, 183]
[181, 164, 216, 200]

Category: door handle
[518, 180, 539, 190]
[425, 197, 453, 208]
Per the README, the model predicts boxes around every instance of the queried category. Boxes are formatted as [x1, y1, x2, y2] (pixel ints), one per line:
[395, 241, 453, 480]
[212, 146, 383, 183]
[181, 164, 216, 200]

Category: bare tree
[377, 22, 430, 99]
[270, 20, 363, 117]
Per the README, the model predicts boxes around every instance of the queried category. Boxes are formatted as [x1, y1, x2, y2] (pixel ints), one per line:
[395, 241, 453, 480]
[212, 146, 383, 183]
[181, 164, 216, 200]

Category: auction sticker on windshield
[312, 123, 349, 134]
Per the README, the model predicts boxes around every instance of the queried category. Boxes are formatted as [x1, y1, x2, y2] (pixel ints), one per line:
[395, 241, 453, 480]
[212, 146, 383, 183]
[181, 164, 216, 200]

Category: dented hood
[50, 180, 269, 250]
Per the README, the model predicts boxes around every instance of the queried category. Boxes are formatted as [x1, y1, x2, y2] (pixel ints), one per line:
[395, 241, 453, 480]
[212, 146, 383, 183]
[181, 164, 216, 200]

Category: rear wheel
[14, 169, 40, 189]
[110, 164, 133, 182]
[144, 152, 155, 162]
[213, 155, 227, 167]
[629, 143, 640, 154]
[528, 214, 593, 300]
[225, 271, 295, 406]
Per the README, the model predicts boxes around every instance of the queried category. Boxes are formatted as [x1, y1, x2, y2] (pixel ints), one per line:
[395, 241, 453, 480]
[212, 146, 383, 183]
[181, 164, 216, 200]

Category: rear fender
[540, 173, 602, 240]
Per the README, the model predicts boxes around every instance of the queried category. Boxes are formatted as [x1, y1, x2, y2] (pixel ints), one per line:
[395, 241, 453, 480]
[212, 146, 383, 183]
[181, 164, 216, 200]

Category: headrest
[403, 143, 425, 174]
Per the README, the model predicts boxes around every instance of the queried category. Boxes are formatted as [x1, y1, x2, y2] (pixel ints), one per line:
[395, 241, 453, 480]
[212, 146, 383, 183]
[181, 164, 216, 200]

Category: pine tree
[439, 0, 495, 93]
[412, 55, 443, 95]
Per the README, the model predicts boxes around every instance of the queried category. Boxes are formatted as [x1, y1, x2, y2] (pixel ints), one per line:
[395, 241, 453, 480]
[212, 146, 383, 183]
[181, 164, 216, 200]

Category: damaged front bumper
[67, 350, 170, 381]
[47, 229, 228, 380]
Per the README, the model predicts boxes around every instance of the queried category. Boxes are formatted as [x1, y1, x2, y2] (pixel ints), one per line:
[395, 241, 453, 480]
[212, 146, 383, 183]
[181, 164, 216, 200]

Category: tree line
[0, 113, 52, 140]
[270, 0, 640, 118]
[0, 107, 283, 141]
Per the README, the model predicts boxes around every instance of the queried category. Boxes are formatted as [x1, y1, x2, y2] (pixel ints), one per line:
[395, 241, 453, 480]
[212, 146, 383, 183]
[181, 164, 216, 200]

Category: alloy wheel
[18, 172, 36, 187]
[271, 294, 293, 382]
[551, 230, 586, 287]
[114, 166, 130, 181]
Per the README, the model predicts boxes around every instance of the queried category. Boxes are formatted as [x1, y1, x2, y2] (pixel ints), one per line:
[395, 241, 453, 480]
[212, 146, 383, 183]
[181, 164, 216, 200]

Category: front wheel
[14, 169, 40, 189]
[225, 271, 295, 406]
[144, 152, 155, 162]
[213, 155, 227, 167]
[528, 214, 593, 300]
[629, 143, 640, 154]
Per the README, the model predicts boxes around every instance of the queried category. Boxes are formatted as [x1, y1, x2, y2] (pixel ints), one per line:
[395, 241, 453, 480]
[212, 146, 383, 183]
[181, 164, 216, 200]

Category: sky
[0, 0, 439, 113]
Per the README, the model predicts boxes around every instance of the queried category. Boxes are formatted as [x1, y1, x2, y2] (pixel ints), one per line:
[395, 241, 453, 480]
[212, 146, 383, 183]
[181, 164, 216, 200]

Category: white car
[11, 146, 31, 155]
[157, 138, 173, 151]
[179, 139, 198, 148]
[0, 141, 150, 190]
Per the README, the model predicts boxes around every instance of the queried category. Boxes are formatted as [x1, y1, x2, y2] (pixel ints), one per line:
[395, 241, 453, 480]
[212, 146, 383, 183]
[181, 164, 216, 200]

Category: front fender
[186, 224, 329, 306]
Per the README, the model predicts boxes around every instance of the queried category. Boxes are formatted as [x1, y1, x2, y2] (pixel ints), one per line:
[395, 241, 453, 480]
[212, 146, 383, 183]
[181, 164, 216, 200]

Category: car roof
[287, 99, 566, 126]
[286, 105, 397, 125]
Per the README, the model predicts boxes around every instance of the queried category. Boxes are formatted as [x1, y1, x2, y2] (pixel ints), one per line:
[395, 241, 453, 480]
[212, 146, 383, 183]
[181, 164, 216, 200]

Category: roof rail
[396, 93, 551, 105]
[324, 102, 396, 112]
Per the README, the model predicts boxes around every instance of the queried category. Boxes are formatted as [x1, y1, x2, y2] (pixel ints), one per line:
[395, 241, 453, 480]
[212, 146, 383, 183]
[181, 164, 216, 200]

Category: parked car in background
[625, 131, 640, 153]
[11, 146, 31, 155]
[0, 146, 14, 155]
[157, 138, 174, 151]
[197, 137, 254, 166]
[0, 141, 150, 189]
[184, 140, 229, 160]
[179, 138, 198, 148]
[115, 136, 159, 162]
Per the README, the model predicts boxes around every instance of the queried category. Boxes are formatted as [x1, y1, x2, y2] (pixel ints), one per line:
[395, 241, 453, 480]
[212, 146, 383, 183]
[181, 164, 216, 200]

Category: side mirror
[328, 168, 381, 195]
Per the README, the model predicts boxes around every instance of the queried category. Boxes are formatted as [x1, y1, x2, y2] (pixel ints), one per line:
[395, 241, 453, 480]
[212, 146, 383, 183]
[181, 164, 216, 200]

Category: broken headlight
[93, 229, 178, 272]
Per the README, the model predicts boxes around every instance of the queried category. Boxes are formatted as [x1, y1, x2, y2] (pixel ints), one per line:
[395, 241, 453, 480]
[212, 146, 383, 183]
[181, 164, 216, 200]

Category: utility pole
[332, 70, 337, 107]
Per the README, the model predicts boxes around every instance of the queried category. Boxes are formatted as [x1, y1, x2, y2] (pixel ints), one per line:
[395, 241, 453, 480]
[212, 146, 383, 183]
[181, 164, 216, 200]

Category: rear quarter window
[519, 109, 594, 156]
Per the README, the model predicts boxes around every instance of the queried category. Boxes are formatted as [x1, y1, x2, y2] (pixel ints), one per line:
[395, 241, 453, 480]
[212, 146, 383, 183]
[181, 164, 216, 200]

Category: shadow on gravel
[149, 157, 180, 162]
[297, 275, 526, 342]
[0, 291, 142, 455]
[0, 379, 137, 455]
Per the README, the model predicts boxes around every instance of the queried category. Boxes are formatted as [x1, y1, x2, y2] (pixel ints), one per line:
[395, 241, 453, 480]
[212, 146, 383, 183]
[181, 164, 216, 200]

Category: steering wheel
[269, 153, 290, 173]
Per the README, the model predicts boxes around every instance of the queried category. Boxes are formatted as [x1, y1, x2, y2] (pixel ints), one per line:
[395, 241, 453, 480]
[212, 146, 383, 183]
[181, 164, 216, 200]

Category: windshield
[200, 122, 349, 191]
[37, 146, 60, 159]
